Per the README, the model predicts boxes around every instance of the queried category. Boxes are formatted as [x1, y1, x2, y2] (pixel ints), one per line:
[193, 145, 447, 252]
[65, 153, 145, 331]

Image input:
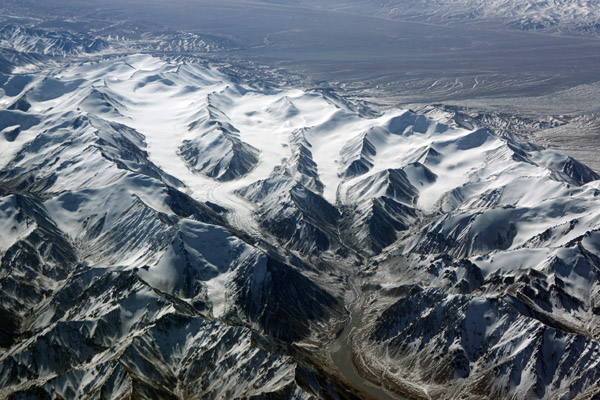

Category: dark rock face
[179, 103, 260, 181]
[179, 126, 260, 181]
[232, 255, 340, 342]
[339, 130, 377, 178]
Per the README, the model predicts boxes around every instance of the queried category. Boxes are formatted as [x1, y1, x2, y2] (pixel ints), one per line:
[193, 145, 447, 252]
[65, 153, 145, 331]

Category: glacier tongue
[1, 54, 600, 399]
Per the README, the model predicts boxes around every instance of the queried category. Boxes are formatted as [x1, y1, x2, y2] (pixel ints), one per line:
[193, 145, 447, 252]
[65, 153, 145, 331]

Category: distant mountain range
[271, 0, 600, 34]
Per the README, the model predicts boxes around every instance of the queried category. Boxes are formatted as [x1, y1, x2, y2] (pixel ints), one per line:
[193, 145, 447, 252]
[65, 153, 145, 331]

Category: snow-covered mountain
[0, 24, 109, 57]
[1, 53, 600, 399]
[0, 22, 241, 77]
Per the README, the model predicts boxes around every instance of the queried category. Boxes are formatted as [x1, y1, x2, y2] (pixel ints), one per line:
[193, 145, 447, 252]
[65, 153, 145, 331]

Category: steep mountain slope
[1, 54, 600, 399]
[0, 57, 349, 399]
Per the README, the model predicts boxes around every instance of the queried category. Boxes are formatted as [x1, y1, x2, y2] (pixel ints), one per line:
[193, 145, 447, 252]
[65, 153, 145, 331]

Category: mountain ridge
[1, 53, 599, 399]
